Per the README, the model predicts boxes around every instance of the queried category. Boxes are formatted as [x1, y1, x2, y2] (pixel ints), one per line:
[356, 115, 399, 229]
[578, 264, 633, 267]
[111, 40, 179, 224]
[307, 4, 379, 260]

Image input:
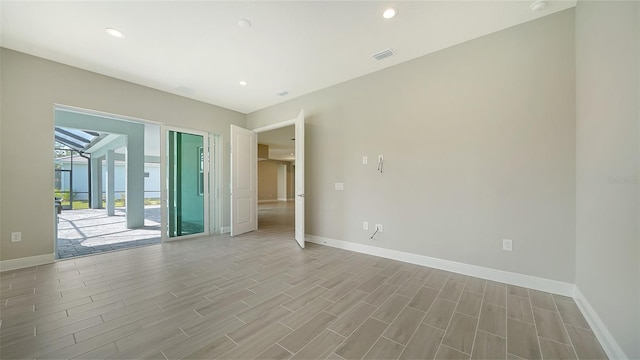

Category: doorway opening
[230, 109, 304, 247]
[54, 107, 161, 259]
[257, 125, 295, 232]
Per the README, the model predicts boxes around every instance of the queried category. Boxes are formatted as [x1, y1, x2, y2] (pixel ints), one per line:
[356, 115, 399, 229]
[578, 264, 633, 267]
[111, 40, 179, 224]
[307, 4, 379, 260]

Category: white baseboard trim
[277, 198, 287, 202]
[574, 287, 628, 360]
[0, 253, 55, 272]
[221, 226, 231, 234]
[258, 200, 279, 203]
[305, 235, 575, 297]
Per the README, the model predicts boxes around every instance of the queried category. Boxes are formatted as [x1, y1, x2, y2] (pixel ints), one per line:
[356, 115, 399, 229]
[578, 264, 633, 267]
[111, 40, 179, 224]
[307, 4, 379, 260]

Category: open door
[231, 110, 304, 248]
[230, 125, 257, 236]
[294, 110, 305, 248]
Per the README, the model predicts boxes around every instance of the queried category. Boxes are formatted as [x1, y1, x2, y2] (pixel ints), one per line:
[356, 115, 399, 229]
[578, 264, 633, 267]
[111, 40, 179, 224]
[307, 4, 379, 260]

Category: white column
[126, 132, 145, 229]
[90, 156, 103, 209]
[106, 150, 115, 216]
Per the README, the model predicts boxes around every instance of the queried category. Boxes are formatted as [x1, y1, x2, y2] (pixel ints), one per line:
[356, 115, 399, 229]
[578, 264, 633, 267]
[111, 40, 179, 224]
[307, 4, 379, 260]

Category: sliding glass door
[167, 130, 208, 238]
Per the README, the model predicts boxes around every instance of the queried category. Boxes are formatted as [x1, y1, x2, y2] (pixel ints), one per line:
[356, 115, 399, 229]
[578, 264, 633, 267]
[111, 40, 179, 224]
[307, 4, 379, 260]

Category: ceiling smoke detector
[372, 48, 395, 61]
[530, 0, 548, 12]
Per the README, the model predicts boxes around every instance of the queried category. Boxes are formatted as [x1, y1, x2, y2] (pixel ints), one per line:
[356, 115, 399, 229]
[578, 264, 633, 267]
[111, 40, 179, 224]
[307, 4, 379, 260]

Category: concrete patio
[56, 205, 161, 259]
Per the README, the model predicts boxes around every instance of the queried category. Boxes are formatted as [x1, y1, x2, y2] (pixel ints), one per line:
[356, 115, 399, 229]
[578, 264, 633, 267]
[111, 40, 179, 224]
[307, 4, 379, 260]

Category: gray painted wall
[248, 10, 577, 282]
[0, 48, 245, 261]
[575, 1, 640, 358]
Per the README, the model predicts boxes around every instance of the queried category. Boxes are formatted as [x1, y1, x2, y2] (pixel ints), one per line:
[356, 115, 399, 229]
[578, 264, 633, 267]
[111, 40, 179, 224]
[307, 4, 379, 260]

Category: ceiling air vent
[276, 90, 289, 97]
[372, 48, 395, 61]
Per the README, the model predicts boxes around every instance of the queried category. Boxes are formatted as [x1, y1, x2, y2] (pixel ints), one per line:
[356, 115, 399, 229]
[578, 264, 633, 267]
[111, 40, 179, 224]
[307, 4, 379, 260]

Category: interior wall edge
[574, 287, 629, 360]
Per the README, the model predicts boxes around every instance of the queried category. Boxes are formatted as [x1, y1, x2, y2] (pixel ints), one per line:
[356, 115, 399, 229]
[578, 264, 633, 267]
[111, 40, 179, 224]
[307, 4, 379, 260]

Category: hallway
[258, 201, 295, 231]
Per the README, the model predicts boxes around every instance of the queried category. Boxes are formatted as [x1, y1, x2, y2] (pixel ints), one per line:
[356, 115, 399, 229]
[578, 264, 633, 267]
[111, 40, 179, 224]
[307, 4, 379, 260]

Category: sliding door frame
[161, 126, 215, 242]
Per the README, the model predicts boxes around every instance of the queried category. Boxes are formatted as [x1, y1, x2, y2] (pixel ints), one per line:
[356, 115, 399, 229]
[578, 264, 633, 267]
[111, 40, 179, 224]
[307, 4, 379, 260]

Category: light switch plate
[335, 182, 344, 191]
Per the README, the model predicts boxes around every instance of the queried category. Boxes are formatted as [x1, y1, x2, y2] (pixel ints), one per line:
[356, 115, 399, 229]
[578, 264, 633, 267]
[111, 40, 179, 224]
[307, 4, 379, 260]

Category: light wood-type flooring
[1, 203, 607, 359]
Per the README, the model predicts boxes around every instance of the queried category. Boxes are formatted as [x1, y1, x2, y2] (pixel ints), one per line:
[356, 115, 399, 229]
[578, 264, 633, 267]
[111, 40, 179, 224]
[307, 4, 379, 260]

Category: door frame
[53, 104, 163, 259]
[253, 115, 303, 245]
[161, 126, 216, 242]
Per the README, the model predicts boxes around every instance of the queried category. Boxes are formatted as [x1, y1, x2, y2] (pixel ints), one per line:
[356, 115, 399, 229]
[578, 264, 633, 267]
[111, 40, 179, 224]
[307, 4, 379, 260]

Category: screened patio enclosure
[54, 108, 161, 259]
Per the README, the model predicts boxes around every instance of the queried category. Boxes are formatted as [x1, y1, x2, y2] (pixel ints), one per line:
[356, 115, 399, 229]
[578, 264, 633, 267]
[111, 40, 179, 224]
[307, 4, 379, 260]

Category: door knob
[297, 194, 306, 197]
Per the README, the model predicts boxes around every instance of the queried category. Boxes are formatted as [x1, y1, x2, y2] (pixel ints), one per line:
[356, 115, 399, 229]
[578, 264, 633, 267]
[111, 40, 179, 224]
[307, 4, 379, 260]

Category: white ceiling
[258, 125, 296, 162]
[0, 1, 575, 114]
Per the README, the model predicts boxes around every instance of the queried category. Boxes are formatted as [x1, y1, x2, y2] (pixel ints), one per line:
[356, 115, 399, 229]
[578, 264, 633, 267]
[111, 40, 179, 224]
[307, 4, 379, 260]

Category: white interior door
[230, 125, 257, 236]
[294, 110, 305, 248]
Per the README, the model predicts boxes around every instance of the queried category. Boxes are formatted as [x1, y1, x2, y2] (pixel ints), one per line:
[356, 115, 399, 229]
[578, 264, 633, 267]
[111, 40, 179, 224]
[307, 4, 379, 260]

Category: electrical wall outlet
[11, 232, 22, 242]
[375, 224, 383, 233]
[503, 239, 513, 251]
[363, 221, 369, 230]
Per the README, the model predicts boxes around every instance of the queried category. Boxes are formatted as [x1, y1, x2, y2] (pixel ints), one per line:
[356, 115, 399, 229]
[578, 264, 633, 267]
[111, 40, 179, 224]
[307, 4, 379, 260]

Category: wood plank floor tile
[227, 305, 293, 343]
[565, 325, 608, 360]
[507, 318, 541, 360]
[280, 296, 333, 330]
[436, 345, 471, 359]
[324, 289, 368, 317]
[363, 336, 405, 359]
[507, 285, 529, 299]
[256, 343, 293, 360]
[539, 337, 577, 360]
[555, 298, 591, 329]
[471, 330, 506, 360]
[383, 307, 426, 345]
[439, 276, 467, 302]
[455, 291, 483, 317]
[334, 317, 388, 359]
[399, 324, 444, 360]
[0, 220, 607, 360]
[477, 302, 506, 337]
[484, 283, 507, 308]
[408, 286, 439, 312]
[372, 294, 411, 324]
[290, 329, 345, 360]
[283, 286, 328, 311]
[528, 289, 556, 312]
[179, 335, 237, 360]
[396, 278, 425, 298]
[329, 302, 377, 337]
[442, 312, 478, 354]
[279, 311, 337, 353]
[363, 283, 399, 307]
[423, 298, 457, 331]
[464, 277, 486, 295]
[532, 307, 571, 345]
[507, 295, 534, 324]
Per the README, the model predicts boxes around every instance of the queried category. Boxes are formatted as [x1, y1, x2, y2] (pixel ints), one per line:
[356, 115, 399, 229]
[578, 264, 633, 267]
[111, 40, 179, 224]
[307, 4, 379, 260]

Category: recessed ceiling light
[239, 81, 248, 86]
[105, 28, 125, 38]
[238, 19, 252, 28]
[382, 8, 397, 19]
